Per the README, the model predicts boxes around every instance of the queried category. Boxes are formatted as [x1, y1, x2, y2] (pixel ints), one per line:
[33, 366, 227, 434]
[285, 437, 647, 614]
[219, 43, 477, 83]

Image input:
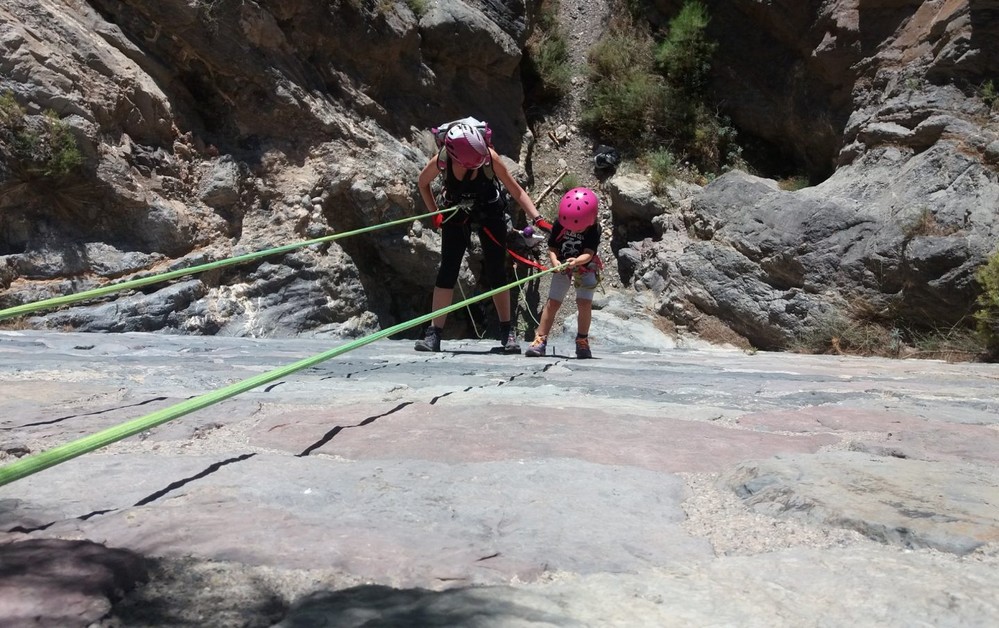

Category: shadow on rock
[277, 584, 571, 627]
[0, 538, 147, 628]
[104, 556, 288, 628]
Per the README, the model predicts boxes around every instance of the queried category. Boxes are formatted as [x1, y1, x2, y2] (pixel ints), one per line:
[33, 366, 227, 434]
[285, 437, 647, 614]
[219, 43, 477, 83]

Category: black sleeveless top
[441, 158, 505, 213]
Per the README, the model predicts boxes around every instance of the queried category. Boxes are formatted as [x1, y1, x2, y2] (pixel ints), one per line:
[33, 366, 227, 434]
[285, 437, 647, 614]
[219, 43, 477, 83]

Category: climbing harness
[573, 263, 605, 294]
[453, 221, 548, 339]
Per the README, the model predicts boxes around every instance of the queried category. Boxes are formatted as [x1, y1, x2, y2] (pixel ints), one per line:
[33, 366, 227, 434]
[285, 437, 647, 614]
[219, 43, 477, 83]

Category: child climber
[525, 187, 602, 359]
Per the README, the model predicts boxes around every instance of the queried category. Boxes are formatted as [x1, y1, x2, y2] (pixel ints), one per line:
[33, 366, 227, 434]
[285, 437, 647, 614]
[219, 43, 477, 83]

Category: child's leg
[573, 272, 597, 358]
[536, 273, 571, 338]
[536, 298, 563, 338]
[527, 273, 570, 357]
[575, 297, 592, 336]
[526, 298, 561, 356]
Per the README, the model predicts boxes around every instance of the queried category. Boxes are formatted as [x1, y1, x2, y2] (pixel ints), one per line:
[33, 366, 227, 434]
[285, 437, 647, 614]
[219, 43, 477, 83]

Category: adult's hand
[533, 217, 553, 232]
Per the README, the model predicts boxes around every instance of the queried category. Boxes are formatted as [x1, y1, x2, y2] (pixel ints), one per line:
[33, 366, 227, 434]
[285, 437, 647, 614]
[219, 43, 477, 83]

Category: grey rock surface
[1, 327, 997, 626]
[627, 161, 999, 350]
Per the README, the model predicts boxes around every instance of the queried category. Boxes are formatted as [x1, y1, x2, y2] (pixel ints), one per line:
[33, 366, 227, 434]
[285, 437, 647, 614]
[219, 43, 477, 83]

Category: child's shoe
[575, 336, 592, 359]
[525, 335, 547, 357]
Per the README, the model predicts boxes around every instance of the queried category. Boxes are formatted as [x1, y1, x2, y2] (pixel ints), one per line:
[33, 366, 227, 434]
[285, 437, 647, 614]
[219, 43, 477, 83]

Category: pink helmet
[558, 187, 599, 230]
[444, 123, 490, 169]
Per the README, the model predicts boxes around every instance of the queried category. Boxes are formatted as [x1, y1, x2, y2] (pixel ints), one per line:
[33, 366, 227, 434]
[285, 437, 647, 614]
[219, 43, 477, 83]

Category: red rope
[481, 226, 548, 271]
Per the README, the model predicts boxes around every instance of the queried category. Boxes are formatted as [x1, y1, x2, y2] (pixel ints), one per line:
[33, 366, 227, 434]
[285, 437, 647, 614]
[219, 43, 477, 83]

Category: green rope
[0, 207, 456, 322]
[514, 263, 543, 328]
[0, 262, 568, 487]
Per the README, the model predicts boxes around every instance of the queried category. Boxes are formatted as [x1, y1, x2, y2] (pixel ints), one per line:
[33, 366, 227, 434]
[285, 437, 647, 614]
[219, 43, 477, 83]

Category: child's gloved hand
[533, 217, 553, 232]
[432, 213, 443, 229]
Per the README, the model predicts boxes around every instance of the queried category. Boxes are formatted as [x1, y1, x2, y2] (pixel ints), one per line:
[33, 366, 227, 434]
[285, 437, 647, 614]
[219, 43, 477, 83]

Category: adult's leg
[429, 287, 454, 329]
[491, 290, 511, 324]
[431, 223, 471, 329]
[479, 216, 512, 324]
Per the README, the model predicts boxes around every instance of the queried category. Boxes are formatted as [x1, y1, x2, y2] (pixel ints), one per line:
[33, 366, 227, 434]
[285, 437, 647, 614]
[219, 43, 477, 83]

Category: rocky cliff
[1, 0, 534, 338]
[619, 0, 999, 351]
[1, 0, 997, 354]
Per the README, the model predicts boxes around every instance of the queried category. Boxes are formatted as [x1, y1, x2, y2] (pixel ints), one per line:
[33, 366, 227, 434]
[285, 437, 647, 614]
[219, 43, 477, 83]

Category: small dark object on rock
[593, 145, 620, 171]
[4, 445, 31, 457]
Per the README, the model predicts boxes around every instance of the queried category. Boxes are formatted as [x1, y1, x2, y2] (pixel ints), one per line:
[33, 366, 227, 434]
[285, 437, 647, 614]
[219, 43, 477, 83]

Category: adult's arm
[417, 156, 441, 212]
[490, 148, 542, 223]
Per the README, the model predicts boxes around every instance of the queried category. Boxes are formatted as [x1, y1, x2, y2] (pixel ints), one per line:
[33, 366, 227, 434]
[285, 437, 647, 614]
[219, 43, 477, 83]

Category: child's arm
[567, 225, 600, 267]
[548, 247, 560, 267]
[566, 248, 595, 268]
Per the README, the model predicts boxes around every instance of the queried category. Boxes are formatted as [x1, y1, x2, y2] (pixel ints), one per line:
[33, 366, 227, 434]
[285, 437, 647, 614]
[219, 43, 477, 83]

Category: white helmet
[444, 123, 490, 169]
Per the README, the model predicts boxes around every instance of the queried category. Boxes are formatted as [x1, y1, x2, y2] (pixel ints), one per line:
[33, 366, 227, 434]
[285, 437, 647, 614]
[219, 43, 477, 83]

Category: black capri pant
[435, 210, 509, 290]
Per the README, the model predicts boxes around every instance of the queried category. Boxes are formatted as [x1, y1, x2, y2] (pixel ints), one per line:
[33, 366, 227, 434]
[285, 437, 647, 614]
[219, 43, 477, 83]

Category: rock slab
[0, 330, 997, 626]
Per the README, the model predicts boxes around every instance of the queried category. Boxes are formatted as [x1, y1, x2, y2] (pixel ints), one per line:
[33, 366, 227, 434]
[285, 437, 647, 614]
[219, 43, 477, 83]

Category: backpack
[593, 144, 620, 171]
[432, 116, 494, 176]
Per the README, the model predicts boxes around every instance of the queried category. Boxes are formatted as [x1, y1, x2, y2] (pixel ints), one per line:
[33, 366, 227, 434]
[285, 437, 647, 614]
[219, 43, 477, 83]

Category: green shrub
[583, 67, 664, 143]
[0, 93, 83, 180]
[42, 111, 83, 177]
[903, 207, 959, 238]
[656, 2, 733, 174]
[583, 20, 663, 139]
[0, 91, 24, 127]
[778, 175, 810, 191]
[655, 1, 716, 94]
[558, 172, 581, 193]
[587, 19, 655, 82]
[582, 2, 737, 182]
[524, 0, 572, 104]
[981, 79, 998, 112]
[647, 148, 677, 192]
[794, 311, 897, 357]
[908, 325, 983, 362]
[685, 103, 727, 172]
[531, 32, 572, 98]
[406, 0, 428, 16]
[974, 251, 999, 359]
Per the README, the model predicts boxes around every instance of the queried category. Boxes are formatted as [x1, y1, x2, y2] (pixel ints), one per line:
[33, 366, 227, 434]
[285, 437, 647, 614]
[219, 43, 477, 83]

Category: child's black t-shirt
[549, 221, 600, 262]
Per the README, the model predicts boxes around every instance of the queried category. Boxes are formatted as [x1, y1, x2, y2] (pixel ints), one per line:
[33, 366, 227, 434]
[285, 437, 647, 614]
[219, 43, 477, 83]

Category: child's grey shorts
[548, 269, 598, 302]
